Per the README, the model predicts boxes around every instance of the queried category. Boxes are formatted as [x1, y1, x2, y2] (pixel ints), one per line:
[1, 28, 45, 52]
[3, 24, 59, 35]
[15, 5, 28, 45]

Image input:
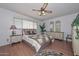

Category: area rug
[36, 49, 64, 56]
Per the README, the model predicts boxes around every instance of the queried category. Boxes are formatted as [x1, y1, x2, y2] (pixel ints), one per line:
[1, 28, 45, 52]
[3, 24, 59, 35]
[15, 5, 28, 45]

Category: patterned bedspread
[23, 34, 50, 52]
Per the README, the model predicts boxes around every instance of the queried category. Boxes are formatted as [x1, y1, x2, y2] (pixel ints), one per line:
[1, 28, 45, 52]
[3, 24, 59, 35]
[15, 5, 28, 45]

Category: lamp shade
[10, 25, 16, 29]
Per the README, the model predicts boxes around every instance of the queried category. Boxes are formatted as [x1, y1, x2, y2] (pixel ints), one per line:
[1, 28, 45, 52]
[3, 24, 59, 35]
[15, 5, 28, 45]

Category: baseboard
[0, 41, 22, 47]
[0, 43, 10, 47]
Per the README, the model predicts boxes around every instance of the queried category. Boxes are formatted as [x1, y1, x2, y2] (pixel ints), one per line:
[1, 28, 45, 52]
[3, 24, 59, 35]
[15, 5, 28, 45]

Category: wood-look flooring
[0, 40, 73, 56]
[44, 40, 73, 56]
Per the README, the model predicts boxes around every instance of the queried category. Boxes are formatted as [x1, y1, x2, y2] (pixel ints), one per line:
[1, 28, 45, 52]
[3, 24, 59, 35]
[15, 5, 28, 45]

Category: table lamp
[10, 25, 16, 35]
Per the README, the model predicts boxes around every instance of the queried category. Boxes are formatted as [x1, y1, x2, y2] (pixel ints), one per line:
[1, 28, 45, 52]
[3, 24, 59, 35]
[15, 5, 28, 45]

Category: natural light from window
[14, 18, 37, 29]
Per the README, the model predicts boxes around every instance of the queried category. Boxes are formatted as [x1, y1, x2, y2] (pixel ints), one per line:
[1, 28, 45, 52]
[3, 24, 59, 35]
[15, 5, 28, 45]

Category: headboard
[23, 29, 37, 35]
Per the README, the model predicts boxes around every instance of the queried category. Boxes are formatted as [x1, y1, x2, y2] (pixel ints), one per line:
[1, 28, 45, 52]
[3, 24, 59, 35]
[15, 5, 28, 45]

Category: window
[33, 22, 37, 29]
[50, 21, 54, 32]
[55, 21, 61, 32]
[23, 20, 37, 29]
[14, 18, 37, 29]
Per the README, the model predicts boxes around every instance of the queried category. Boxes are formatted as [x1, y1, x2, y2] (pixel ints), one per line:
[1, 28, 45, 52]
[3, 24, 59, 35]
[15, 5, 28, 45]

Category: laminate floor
[0, 40, 73, 56]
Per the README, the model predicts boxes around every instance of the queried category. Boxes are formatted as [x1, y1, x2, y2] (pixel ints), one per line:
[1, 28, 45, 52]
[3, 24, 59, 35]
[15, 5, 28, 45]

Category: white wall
[0, 8, 39, 46]
[0, 7, 78, 46]
[42, 13, 78, 40]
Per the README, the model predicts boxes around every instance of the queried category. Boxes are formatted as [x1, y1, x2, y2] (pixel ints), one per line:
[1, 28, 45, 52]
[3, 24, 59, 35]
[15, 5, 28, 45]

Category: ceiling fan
[32, 3, 52, 16]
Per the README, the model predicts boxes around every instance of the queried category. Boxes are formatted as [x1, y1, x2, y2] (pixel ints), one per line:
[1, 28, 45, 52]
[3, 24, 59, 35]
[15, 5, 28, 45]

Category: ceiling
[0, 3, 79, 20]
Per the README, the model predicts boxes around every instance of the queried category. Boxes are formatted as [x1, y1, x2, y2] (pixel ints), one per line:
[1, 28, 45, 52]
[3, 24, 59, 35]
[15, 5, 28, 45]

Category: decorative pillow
[44, 35, 49, 42]
[27, 31, 31, 35]
[32, 31, 36, 34]
[23, 29, 32, 35]
[23, 29, 36, 35]
[23, 29, 28, 35]
[37, 38, 43, 45]
[36, 34, 46, 45]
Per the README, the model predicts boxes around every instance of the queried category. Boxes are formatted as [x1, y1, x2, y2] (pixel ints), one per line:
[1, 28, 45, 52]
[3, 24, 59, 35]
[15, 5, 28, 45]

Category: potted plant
[39, 23, 46, 34]
[72, 14, 79, 39]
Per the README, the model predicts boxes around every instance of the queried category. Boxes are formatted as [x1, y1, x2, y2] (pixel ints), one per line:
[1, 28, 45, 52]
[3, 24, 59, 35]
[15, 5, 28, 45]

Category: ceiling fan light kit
[32, 3, 52, 16]
[38, 11, 46, 16]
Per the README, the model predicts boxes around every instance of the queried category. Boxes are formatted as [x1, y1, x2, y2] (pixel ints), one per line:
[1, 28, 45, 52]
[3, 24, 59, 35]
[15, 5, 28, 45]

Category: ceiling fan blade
[44, 10, 52, 13]
[42, 3, 48, 10]
[32, 3, 52, 16]
[32, 9, 41, 11]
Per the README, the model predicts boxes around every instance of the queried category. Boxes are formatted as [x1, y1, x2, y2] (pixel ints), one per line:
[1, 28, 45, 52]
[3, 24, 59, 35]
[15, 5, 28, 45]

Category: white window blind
[23, 20, 37, 29]
[14, 18, 37, 29]
[33, 22, 37, 29]
[55, 21, 61, 32]
[50, 21, 54, 32]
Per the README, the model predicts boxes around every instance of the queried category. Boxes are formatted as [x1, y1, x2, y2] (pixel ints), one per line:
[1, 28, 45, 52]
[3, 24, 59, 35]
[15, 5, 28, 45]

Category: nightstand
[10, 34, 22, 45]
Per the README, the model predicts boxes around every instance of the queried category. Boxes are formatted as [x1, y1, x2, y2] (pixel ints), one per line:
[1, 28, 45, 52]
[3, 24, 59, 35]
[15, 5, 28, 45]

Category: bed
[23, 34, 51, 52]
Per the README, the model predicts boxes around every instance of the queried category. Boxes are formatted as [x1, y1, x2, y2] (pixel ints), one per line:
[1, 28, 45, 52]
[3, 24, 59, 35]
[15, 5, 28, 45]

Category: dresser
[47, 32, 64, 40]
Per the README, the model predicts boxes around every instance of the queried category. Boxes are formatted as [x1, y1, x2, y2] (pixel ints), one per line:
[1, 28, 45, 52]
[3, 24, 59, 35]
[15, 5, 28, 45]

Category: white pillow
[37, 39, 43, 44]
